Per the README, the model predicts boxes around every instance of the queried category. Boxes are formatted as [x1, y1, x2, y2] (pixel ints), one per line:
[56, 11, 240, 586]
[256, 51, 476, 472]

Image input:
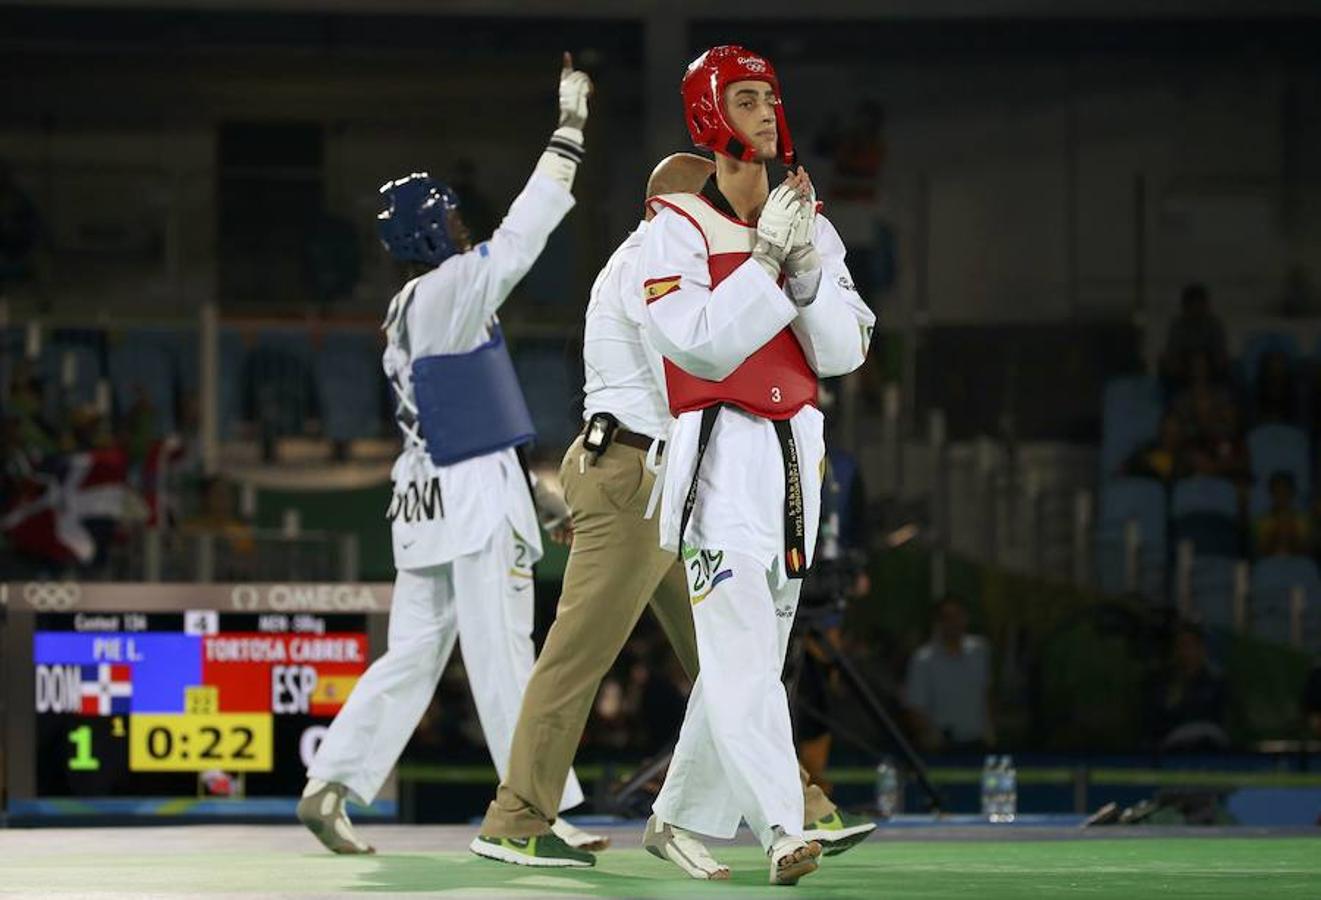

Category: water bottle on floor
[1000, 755, 1018, 824]
[980, 755, 998, 820]
[875, 757, 900, 819]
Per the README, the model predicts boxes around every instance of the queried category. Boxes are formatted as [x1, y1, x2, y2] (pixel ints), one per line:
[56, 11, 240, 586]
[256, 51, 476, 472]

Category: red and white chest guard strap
[646, 191, 816, 421]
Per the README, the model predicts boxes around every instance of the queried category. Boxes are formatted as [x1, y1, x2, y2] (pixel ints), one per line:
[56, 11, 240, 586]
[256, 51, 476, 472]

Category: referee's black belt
[612, 427, 663, 454]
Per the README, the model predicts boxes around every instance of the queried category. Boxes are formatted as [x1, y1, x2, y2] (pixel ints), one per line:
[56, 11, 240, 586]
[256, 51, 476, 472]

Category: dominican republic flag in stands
[140, 435, 186, 529]
[1, 448, 136, 565]
[80, 663, 133, 715]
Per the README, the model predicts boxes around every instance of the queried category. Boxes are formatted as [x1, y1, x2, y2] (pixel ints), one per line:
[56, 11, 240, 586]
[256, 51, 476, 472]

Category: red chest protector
[646, 191, 816, 421]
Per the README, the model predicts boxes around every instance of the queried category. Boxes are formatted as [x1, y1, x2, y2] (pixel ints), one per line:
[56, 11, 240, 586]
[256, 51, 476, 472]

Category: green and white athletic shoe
[802, 809, 877, 856]
[296, 779, 375, 854]
[469, 832, 596, 868]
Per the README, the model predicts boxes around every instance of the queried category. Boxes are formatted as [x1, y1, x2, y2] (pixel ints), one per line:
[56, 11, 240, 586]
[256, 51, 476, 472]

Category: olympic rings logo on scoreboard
[23, 581, 82, 611]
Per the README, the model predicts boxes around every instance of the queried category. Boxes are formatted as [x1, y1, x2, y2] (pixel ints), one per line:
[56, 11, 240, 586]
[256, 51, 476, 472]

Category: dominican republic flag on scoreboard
[80, 664, 132, 715]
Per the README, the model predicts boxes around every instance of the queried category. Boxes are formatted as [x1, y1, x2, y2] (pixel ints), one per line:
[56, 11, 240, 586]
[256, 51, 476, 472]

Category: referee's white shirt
[581, 221, 672, 439]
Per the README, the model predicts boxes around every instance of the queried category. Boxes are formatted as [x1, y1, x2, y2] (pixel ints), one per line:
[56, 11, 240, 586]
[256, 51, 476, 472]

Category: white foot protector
[768, 831, 822, 886]
[296, 779, 375, 855]
[642, 815, 731, 880]
[551, 817, 611, 851]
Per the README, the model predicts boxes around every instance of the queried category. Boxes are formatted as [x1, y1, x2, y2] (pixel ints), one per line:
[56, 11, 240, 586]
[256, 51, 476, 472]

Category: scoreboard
[3, 582, 390, 817]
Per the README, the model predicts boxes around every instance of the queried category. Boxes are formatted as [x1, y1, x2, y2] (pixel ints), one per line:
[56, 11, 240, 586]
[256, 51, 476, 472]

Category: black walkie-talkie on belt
[583, 411, 619, 457]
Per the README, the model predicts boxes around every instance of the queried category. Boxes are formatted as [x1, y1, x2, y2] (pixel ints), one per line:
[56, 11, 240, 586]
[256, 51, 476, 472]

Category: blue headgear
[376, 172, 462, 266]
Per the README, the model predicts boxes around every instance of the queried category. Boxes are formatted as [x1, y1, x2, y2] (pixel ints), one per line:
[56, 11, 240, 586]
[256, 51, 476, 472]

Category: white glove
[559, 54, 591, 130]
[783, 189, 821, 306]
[537, 53, 590, 191]
[787, 182, 817, 252]
[531, 472, 572, 533]
[751, 184, 804, 281]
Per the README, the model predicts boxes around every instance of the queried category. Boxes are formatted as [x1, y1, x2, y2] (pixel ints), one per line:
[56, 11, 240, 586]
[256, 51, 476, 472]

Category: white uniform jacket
[383, 171, 574, 570]
[581, 220, 673, 439]
[641, 206, 875, 583]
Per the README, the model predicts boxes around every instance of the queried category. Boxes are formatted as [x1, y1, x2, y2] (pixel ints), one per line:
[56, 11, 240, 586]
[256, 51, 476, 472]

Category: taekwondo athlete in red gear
[297, 55, 604, 856]
[640, 46, 875, 886]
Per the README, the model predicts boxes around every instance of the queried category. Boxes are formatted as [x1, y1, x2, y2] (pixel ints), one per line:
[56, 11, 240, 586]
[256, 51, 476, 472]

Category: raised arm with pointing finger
[297, 55, 602, 859]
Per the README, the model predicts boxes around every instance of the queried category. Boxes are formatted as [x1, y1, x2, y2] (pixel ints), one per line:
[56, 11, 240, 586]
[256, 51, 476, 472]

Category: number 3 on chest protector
[771, 386, 782, 403]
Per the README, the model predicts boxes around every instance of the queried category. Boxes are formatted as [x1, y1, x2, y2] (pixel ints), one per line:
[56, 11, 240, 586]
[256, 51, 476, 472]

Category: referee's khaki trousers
[479, 434, 836, 838]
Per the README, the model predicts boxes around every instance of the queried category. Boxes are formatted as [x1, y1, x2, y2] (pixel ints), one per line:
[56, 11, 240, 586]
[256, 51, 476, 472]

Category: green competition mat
[1, 827, 1318, 898]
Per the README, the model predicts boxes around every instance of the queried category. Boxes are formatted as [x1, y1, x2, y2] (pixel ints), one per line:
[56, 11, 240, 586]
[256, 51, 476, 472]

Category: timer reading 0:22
[128, 714, 274, 772]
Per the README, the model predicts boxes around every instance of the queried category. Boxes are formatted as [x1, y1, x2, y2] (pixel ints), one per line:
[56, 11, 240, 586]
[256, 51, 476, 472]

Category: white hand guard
[783, 191, 821, 306]
[787, 183, 817, 252]
[751, 185, 803, 281]
[559, 68, 592, 130]
[531, 473, 571, 532]
[536, 62, 591, 191]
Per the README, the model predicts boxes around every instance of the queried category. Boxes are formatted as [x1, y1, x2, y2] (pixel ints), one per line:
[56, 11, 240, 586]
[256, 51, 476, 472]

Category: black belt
[613, 428, 663, 454]
[676, 404, 809, 580]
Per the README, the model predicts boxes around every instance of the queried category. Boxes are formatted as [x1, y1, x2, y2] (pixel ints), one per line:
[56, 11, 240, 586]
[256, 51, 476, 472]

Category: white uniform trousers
[308, 520, 585, 811]
[652, 548, 803, 850]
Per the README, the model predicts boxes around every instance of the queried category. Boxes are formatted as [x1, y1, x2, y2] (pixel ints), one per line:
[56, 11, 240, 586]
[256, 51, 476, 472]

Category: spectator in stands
[1253, 350, 1299, 425]
[181, 476, 254, 556]
[0, 159, 41, 288]
[65, 405, 108, 453]
[1253, 471, 1312, 558]
[1303, 659, 1321, 740]
[115, 384, 158, 465]
[1148, 622, 1229, 751]
[813, 101, 891, 299]
[1124, 412, 1193, 483]
[5, 359, 57, 458]
[302, 209, 360, 307]
[1172, 351, 1249, 481]
[627, 648, 689, 752]
[904, 595, 994, 752]
[1160, 283, 1228, 386]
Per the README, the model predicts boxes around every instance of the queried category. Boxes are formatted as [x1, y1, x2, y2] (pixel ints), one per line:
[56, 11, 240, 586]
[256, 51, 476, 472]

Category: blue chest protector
[410, 325, 536, 467]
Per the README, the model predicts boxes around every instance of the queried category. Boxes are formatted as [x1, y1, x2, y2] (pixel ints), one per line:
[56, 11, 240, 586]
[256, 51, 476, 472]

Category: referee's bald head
[645, 153, 716, 219]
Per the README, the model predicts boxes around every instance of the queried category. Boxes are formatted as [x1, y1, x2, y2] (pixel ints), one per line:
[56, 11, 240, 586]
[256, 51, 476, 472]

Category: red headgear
[682, 45, 796, 167]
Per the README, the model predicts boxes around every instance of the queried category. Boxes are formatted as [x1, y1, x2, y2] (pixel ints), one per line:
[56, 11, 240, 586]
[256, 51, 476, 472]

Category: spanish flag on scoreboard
[310, 672, 360, 717]
[644, 275, 681, 304]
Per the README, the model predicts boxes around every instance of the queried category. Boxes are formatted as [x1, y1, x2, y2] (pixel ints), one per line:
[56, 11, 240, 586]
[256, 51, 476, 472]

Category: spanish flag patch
[644, 275, 682, 303]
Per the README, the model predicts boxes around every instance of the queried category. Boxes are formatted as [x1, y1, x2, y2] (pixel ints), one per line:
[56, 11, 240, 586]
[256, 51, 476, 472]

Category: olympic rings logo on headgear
[737, 56, 767, 72]
[23, 581, 81, 611]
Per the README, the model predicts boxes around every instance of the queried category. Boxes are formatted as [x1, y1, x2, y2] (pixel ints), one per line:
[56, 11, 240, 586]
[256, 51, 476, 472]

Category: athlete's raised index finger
[563, 51, 574, 72]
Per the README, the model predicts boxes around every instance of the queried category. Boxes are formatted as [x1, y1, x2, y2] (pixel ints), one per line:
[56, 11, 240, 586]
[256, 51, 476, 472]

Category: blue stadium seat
[1188, 555, 1240, 629]
[1250, 556, 1321, 645]
[315, 331, 383, 442]
[1101, 375, 1164, 477]
[1247, 424, 1311, 514]
[1173, 514, 1242, 558]
[219, 329, 245, 440]
[1170, 477, 1242, 557]
[1171, 476, 1238, 518]
[1239, 332, 1301, 387]
[244, 329, 317, 437]
[1095, 477, 1168, 598]
[38, 336, 102, 414]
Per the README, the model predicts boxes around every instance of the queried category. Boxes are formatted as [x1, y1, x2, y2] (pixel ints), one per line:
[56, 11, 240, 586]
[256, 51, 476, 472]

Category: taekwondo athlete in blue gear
[297, 54, 601, 857]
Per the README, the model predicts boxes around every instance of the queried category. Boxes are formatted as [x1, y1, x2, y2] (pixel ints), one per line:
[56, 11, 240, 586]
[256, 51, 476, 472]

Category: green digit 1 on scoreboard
[68, 724, 101, 771]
